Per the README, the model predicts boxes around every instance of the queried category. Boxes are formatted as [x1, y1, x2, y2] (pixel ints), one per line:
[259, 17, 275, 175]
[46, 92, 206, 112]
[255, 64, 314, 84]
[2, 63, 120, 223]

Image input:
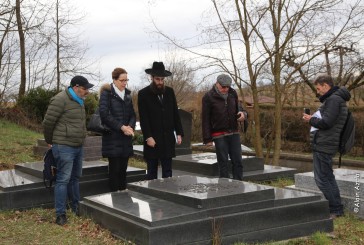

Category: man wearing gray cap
[43, 75, 94, 225]
[202, 74, 247, 180]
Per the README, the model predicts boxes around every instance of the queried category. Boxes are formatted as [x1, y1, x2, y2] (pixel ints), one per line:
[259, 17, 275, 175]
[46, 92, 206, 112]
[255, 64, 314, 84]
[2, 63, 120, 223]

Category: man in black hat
[43, 75, 94, 225]
[138, 61, 184, 180]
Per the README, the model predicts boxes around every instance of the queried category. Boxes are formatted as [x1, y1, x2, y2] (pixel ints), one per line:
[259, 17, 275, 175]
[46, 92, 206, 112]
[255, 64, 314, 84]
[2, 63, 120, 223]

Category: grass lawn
[0, 119, 43, 170]
[0, 119, 363, 244]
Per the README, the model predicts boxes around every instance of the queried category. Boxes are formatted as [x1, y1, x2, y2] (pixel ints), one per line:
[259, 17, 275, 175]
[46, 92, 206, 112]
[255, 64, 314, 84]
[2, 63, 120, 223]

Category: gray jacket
[309, 86, 351, 154]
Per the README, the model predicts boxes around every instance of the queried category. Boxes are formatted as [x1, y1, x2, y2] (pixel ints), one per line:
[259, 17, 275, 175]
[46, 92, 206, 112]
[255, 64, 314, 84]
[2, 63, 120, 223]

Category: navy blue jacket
[99, 83, 136, 158]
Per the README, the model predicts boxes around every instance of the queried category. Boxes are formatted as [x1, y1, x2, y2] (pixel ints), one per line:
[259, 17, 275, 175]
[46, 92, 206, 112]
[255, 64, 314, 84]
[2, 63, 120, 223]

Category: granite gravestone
[33, 136, 102, 161]
[80, 175, 333, 245]
[172, 152, 296, 181]
[288, 168, 364, 218]
[0, 161, 146, 210]
[175, 109, 192, 155]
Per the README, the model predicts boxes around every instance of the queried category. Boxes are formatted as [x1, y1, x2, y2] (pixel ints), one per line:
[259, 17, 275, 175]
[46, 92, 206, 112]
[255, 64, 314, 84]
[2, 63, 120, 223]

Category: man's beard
[150, 81, 165, 95]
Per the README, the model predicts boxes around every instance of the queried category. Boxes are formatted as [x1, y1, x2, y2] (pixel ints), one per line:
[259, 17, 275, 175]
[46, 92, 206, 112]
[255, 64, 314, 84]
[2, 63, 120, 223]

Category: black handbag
[87, 92, 111, 134]
[87, 107, 111, 134]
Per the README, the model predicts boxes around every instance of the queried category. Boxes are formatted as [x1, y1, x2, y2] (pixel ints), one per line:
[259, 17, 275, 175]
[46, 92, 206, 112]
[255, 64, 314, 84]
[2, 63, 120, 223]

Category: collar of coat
[99, 83, 131, 96]
[319, 86, 339, 103]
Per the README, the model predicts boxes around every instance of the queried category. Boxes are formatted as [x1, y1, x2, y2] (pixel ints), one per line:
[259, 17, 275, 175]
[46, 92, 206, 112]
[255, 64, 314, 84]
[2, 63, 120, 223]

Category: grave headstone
[175, 109, 192, 155]
[33, 136, 102, 161]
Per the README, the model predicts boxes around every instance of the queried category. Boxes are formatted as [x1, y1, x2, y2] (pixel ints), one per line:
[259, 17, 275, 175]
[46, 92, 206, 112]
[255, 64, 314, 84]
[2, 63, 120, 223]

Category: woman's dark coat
[137, 85, 184, 159]
[99, 83, 136, 158]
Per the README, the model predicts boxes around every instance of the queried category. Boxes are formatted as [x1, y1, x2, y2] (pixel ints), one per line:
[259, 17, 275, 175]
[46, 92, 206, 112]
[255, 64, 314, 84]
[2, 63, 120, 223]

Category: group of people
[43, 61, 347, 225]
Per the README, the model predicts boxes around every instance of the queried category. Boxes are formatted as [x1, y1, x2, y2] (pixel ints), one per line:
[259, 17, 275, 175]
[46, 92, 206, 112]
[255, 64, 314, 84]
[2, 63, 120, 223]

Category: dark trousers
[214, 134, 243, 180]
[108, 157, 129, 191]
[146, 158, 172, 180]
[313, 151, 343, 215]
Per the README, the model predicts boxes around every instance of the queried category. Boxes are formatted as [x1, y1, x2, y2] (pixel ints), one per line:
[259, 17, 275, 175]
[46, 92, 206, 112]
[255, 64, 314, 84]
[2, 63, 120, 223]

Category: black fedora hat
[145, 61, 172, 77]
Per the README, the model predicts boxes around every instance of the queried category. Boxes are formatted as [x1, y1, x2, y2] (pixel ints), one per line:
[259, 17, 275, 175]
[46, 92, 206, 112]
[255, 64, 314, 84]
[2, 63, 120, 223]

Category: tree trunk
[251, 85, 263, 157]
[16, 0, 26, 98]
[56, 0, 61, 92]
[272, 76, 282, 166]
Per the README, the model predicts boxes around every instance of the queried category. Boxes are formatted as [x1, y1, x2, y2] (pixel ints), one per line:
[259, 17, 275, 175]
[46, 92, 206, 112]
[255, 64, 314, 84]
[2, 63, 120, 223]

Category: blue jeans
[313, 151, 343, 215]
[146, 158, 172, 180]
[52, 144, 83, 216]
[214, 134, 243, 180]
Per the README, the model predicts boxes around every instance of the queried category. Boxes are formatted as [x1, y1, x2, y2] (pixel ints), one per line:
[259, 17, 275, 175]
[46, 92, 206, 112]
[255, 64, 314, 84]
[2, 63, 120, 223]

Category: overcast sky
[74, 0, 211, 89]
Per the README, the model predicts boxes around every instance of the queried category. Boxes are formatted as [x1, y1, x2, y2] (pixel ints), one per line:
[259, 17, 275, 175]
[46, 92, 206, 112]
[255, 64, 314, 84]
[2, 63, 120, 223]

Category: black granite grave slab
[133, 145, 144, 157]
[0, 169, 44, 191]
[128, 176, 275, 209]
[0, 161, 147, 210]
[175, 109, 192, 156]
[33, 136, 103, 161]
[82, 187, 321, 229]
[172, 152, 264, 175]
[80, 175, 333, 245]
[289, 169, 364, 218]
[243, 165, 297, 181]
[171, 153, 296, 181]
[14, 161, 145, 180]
[15, 160, 107, 179]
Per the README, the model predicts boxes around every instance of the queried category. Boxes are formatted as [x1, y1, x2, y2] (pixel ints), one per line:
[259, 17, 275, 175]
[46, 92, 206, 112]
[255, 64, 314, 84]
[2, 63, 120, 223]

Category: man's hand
[205, 141, 213, 146]
[236, 111, 245, 122]
[146, 137, 156, 147]
[302, 113, 312, 122]
[177, 135, 182, 145]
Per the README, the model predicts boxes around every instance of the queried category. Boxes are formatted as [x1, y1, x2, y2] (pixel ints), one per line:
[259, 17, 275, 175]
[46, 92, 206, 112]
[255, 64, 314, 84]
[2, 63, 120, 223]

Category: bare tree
[26, 0, 100, 91]
[2, 0, 101, 98]
[164, 53, 197, 107]
[150, 0, 364, 164]
[0, 2, 18, 104]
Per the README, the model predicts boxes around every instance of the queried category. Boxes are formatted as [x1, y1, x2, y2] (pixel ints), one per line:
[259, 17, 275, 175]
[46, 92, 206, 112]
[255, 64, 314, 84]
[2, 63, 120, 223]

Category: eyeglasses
[117, 79, 129, 83]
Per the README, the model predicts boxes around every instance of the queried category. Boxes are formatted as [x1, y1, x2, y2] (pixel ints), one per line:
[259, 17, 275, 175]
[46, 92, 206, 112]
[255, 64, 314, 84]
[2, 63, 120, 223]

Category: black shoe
[56, 214, 67, 226]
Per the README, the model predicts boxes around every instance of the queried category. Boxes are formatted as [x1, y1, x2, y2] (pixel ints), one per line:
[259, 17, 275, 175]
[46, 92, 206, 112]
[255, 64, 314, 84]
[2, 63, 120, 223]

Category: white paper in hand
[310, 110, 322, 132]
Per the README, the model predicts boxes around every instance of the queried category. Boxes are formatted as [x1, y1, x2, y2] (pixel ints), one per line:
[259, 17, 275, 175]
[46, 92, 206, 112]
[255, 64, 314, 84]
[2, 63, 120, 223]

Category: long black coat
[138, 85, 183, 159]
[99, 83, 136, 158]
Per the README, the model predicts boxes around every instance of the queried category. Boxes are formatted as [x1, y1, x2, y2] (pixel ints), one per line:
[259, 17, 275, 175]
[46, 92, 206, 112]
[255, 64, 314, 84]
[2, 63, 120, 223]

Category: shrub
[84, 92, 99, 122]
[133, 132, 144, 145]
[17, 87, 58, 123]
